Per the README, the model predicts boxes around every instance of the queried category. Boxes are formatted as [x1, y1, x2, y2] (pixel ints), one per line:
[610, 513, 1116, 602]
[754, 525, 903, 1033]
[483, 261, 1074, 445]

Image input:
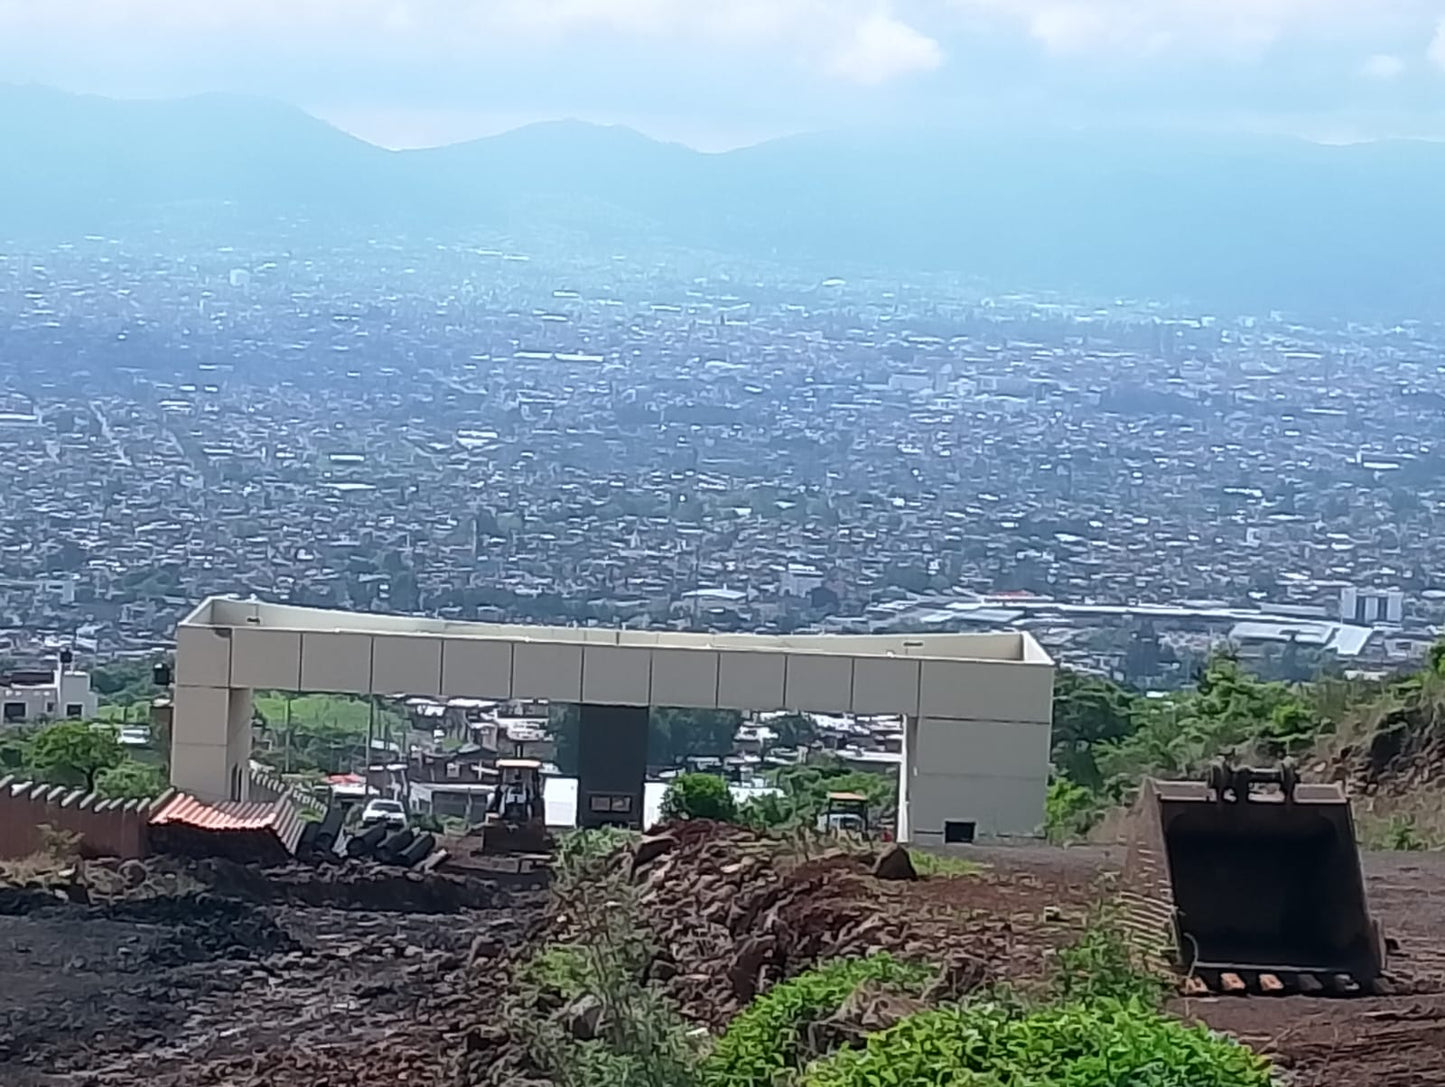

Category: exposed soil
[3, 834, 1445, 1087]
[0, 860, 545, 1087]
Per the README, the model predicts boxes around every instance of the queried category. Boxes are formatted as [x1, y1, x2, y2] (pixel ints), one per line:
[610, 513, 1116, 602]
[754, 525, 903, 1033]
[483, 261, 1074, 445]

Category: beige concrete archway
[172, 597, 1054, 842]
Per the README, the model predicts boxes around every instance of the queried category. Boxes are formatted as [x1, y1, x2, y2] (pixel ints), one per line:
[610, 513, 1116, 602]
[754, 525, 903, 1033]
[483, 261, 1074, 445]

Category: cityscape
[1, 228, 1442, 686]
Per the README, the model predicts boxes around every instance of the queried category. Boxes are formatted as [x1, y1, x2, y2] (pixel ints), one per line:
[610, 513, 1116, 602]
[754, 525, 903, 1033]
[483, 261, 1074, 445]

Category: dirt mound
[192, 857, 506, 913]
[626, 820, 1090, 1027]
[1321, 679, 1445, 799]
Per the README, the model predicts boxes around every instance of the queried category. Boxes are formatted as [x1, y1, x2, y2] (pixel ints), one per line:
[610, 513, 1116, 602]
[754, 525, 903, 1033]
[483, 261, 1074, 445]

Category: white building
[1340, 587, 1405, 626]
[1, 657, 99, 724]
[780, 562, 826, 599]
[172, 598, 1055, 840]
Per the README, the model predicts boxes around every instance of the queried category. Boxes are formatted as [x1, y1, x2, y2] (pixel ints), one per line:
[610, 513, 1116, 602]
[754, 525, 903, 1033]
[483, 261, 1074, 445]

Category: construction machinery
[480, 757, 549, 855]
[817, 791, 871, 838]
[1125, 758, 1386, 995]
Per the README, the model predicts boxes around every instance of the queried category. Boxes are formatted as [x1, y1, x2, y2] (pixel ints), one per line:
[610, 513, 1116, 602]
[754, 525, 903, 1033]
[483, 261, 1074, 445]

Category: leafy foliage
[26, 721, 125, 792]
[1049, 911, 1170, 1007]
[252, 693, 405, 775]
[651, 706, 744, 764]
[1051, 671, 1136, 789]
[741, 758, 898, 832]
[1043, 778, 1104, 843]
[95, 758, 167, 800]
[700, 954, 934, 1087]
[90, 656, 168, 705]
[801, 999, 1272, 1087]
[661, 773, 738, 822]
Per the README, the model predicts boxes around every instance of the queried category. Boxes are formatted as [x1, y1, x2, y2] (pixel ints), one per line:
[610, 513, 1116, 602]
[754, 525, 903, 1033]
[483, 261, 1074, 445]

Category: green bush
[661, 773, 738, 822]
[1043, 778, 1103, 843]
[802, 999, 1272, 1087]
[699, 954, 934, 1087]
[1050, 912, 1170, 1007]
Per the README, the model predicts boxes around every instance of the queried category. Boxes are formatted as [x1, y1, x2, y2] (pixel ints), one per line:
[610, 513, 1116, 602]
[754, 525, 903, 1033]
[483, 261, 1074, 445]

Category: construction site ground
[1, 839, 1442, 1087]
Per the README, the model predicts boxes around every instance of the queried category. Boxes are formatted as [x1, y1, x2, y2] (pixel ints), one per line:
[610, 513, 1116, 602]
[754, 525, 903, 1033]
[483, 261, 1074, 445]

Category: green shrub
[802, 999, 1272, 1087]
[1050, 911, 1170, 1007]
[661, 773, 738, 822]
[1043, 778, 1103, 843]
[699, 954, 934, 1087]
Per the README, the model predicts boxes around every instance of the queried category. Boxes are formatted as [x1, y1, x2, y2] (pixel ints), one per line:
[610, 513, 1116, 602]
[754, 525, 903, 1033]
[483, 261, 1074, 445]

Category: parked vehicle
[360, 797, 407, 830]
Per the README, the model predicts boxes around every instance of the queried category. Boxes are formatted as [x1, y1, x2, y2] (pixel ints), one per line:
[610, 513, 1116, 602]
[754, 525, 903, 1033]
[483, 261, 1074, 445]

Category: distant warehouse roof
[1228, 621, 1376, 658]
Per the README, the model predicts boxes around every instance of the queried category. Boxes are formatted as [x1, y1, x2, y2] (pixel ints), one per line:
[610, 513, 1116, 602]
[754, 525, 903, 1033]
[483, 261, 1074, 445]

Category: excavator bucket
[1124, 761, 1384, 993]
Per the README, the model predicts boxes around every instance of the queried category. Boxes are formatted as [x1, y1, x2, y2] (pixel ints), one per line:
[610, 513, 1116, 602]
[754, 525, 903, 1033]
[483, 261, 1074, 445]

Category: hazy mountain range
[4, 84, 1444, 317]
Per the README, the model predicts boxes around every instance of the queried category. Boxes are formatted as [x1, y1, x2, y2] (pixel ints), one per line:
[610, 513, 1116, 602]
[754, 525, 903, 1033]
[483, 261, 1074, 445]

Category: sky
[2, 0, 1445, 149]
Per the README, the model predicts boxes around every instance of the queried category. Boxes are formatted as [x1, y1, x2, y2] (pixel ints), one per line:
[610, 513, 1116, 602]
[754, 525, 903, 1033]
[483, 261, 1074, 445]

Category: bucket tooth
[1219, 971, 1247, 994]
[1329, 973, 1361, 996]
[1258, 973, 1284, 994]
[1296, 973, 1324, 995]
[1181, 975, 1210, 996]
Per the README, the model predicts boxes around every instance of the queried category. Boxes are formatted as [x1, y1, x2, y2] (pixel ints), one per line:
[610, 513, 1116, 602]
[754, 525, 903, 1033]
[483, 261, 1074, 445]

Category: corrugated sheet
[149, 792, 305, 863]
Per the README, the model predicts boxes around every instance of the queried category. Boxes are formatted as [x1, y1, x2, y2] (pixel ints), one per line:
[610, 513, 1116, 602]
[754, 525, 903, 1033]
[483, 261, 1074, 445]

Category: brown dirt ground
[4, 840, 1444, 1087]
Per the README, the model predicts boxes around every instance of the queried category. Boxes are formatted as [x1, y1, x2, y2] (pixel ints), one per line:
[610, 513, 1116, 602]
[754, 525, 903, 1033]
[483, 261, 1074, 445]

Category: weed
[509, 825, 696, 1087]
[1050, 909, 1170, 1007]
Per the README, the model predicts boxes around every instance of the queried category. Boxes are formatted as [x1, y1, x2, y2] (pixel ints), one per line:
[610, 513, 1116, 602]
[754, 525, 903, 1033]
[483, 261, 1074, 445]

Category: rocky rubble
[620, 819, 1087, 1027]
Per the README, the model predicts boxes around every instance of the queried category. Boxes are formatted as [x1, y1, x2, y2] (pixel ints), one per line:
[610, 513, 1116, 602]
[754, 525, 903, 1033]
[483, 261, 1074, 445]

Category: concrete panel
[513, 642, 583, 701]
[230, 627, 301, 690]
[906, 771, 1047, 840]
[371, 635, 444, 696]
[299, 632, 374, 694]
[176, 626, 231, 689]
[581, 646, 652, 706]
[783, 653, 854, 714]
[171, 684, 232, 747]
[716, 651, 786, 711]
[915, 717, 1051, 779]
[171, 740, 231, 802]
[918, 660, 1053, 722]
[650, 649, 719, 709]
[850, 656, 921, 717]
[441, 639, 513, 698]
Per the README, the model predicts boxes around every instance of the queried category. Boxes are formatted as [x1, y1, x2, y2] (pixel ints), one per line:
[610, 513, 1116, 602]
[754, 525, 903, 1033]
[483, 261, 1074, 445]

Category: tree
[660, 773, 737, 822]
[650, 707, 741, 764]
[96, 758, 167, 800]
[768, 712, 816, 749]
[1051, 671, 1138, 788]
[26, 721, 125, 793]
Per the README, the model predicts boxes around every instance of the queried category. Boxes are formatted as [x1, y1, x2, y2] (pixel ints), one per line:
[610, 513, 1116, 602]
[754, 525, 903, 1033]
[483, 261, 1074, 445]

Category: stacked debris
[620, 819, 1079, 1027]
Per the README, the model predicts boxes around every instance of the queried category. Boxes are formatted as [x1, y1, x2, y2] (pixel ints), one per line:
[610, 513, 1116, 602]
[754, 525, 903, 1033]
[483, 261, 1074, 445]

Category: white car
[359, 798, 407, 830]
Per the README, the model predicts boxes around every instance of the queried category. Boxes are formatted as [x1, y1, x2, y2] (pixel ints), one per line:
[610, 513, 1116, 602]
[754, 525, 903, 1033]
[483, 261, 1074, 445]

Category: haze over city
[6, 4, 1445, 1087]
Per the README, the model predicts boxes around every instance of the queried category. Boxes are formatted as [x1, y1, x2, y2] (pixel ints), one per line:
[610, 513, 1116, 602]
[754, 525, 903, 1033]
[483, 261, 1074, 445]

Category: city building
[1, 652, 99, 723]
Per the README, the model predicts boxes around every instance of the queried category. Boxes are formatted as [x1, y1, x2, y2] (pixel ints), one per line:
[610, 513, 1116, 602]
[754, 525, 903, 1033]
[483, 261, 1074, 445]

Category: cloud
[1431, 18, 1445, 68]
[0, 0, 943, 85]
[955, 0, 1433, 58]
[827, 14, 945, 84]
[1360, 53, 1406, 79]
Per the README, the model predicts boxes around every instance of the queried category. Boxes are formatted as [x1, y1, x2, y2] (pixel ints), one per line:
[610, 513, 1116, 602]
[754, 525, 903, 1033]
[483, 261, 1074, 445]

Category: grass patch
[699, 954, 934, 1087]
[908, 851, 984, 879]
